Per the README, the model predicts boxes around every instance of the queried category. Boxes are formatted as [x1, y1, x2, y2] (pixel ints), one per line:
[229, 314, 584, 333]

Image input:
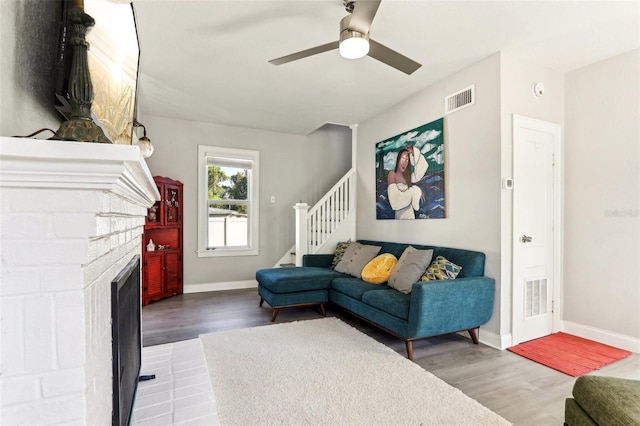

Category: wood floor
[142, 289, 640, 426]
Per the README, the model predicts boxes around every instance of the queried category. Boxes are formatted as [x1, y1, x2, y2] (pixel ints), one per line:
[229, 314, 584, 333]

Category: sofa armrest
[407, 277, 495, 338]
[302, 254, 334, 268]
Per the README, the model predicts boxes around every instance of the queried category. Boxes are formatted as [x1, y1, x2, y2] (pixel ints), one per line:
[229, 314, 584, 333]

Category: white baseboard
[466, 323, 638, 353]
[455, 329, 510, 350]
[479, 329, 511, 350]
[562, 321, 639, 353]
[184, 280, 258, 294]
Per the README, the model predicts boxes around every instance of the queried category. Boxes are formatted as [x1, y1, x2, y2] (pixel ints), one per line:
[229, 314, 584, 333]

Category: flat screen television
[54, 0, 140, 144]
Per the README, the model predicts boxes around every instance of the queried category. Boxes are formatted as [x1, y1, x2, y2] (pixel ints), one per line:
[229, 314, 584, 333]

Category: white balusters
[302, 169, 355, 255]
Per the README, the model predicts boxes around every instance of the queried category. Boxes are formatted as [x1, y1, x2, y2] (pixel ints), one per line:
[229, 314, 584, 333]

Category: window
[197, 145, 259, 257]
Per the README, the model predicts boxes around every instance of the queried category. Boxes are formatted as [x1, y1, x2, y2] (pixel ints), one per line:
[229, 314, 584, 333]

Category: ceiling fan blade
[269, 41, 339, 65]
[348, 0, 381, 34]
[368, 39, 421, 75]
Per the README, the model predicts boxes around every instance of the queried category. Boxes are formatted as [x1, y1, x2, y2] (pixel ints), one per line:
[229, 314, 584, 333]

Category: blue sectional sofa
[256, 240, 495, 360]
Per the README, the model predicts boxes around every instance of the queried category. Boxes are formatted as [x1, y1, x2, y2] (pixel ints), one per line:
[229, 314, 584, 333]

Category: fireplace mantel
[0, 136, 160, 425]
[0, 136, 159, 206]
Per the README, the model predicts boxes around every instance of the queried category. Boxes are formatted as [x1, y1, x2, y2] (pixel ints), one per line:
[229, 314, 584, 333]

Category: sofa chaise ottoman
[257, 266, 344, 321]
[256, 240, 496, 360]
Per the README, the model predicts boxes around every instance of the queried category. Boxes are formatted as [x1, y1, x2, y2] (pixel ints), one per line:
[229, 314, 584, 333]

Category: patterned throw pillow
[361, 253, 398, 284]
[330, 240, 351, 269]
[421, 256, 462, 281]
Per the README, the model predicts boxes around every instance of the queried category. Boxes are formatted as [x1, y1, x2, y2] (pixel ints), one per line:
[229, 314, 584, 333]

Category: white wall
[0, 0, 62, 138]
[356, 54, 503, 337]
[499, 53, 565, 342]
[563, 49, 640, 349]
[143, 116, 351, 288]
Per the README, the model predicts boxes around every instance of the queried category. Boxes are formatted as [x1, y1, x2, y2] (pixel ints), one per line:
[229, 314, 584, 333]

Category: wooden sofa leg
[468, 327, 479, 344]
[271, 308, 280, 322]
[259, 297, 264, 307]
[405, 341, 414, 360]
[319, 304, 326, 317]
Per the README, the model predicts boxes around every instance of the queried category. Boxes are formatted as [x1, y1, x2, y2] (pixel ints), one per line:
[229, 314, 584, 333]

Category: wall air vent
[524, 276, 548, 318]
[444, 84, 475, 115]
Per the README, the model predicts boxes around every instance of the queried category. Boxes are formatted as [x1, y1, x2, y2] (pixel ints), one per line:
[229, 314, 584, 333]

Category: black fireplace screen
[111, 255, 141, 426]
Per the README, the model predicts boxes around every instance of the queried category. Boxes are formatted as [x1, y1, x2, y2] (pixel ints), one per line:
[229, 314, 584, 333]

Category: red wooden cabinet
[142, 176, 183, 305]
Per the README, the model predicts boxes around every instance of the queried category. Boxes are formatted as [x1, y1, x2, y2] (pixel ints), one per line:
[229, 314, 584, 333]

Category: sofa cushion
[334, 242, 382, 278]
[564, 398, 597, 426]
[331, 277, 390, 300]
[361, 253, 398, 284]
[421, 256, 462, 281]
[329, 240, 351, 269]
[388, 246, 433, 294]
[256, 267, 343, 293]
[361, 289, 411, 320]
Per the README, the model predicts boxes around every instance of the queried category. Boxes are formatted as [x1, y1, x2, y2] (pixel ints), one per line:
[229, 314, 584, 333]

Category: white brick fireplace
[0, 137, 160, 425]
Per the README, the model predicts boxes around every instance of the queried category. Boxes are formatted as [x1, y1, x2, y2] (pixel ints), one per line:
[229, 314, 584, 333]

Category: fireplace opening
[111, 255, 142, 426]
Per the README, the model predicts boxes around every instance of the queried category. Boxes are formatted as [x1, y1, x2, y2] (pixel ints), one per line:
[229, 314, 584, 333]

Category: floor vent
[445, 84, 475, 115]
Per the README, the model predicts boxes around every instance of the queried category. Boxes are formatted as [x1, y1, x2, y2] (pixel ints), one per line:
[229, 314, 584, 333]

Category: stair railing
[294, 169, 355, 266]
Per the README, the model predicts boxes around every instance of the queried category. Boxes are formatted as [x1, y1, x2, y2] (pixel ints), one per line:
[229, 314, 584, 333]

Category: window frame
[197, 145, 260, 257]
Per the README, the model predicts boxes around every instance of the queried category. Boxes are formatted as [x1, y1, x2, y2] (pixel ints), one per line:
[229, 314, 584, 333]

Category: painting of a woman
[375, 118, 445, 219]
[387, 146, 428, 219]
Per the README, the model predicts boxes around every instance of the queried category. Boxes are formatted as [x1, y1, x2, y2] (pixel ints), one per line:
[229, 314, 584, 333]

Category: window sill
[197, 249, 259, 258]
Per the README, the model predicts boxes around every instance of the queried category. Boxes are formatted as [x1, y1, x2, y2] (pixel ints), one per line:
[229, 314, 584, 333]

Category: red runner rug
[508, 332, 632, 377]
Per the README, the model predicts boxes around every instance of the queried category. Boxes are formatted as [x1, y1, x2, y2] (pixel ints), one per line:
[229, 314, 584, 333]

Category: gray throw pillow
[388, 246, 434, 294]
[334, 242, 382, 278]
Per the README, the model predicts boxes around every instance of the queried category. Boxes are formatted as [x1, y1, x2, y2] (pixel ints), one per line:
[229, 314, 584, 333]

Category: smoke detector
[533, 82, 545, 97]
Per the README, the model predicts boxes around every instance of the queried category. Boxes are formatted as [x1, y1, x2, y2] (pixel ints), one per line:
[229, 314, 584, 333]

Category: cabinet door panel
[164, 252, 181, 293]
[145, 253, 164, 297]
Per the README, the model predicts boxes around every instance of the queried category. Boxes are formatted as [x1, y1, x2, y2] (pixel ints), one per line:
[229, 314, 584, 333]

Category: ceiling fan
[268, 0, 421, 75]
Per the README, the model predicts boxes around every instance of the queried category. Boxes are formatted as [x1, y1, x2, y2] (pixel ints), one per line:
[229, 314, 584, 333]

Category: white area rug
[199, 318, 510, 425]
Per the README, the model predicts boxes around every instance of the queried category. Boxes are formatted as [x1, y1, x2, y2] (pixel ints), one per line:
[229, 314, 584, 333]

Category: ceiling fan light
[339, 32, 369, 59]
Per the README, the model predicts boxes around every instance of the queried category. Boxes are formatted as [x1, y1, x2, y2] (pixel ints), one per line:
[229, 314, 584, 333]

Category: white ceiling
[133, 0, 640, 135]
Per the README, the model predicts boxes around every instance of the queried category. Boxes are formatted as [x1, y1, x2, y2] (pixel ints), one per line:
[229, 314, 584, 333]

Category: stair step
[280, 263, 296, 268]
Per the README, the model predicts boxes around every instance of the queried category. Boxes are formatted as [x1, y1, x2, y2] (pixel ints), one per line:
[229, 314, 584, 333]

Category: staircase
[276, 169, 356, 267]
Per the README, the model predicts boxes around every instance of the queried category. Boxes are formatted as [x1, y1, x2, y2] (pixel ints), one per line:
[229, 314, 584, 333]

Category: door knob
[520, 235, 533, 243]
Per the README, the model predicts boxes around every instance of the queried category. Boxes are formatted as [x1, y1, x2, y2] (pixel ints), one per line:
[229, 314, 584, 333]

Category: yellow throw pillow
[361, 253, 398, 284]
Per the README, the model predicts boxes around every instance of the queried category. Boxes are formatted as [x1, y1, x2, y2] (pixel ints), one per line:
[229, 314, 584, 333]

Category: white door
[512, 115, 560, 345]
